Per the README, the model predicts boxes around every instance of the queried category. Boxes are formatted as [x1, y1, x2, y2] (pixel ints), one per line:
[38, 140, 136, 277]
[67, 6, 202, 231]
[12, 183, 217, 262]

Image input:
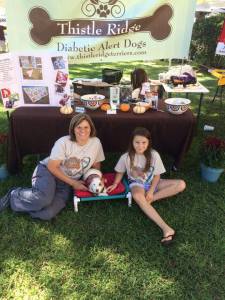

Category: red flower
[205, 137, 225, 149]
[202, 136, 225, 168]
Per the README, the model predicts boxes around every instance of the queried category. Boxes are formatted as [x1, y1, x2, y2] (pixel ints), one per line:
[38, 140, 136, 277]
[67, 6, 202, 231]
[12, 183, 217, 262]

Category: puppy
[83, 168, 108, 196]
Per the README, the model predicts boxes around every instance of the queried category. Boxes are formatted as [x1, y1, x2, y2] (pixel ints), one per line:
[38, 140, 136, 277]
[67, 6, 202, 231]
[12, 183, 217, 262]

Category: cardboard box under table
[73, 173, 132, 212]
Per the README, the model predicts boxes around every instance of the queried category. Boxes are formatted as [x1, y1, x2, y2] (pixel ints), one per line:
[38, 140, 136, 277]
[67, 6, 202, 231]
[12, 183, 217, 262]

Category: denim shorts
[129, 181, 159, 192]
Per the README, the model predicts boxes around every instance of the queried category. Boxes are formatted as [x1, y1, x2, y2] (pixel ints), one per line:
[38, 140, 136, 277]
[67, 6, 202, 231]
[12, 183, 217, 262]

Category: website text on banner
[6, 0, 196, 63]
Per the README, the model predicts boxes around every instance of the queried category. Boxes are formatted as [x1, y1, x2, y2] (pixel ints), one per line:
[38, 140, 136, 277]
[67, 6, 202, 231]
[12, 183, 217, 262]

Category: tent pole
[179, 57, 185, 75]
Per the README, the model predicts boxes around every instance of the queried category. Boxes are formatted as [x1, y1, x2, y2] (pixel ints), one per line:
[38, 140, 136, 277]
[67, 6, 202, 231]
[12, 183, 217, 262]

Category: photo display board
[0, 52, 70, 108]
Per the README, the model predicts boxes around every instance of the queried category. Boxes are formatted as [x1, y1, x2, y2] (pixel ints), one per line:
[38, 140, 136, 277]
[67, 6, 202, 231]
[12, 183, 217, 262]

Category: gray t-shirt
[41, 136, 105, 179]
[115, 149, 165, 185]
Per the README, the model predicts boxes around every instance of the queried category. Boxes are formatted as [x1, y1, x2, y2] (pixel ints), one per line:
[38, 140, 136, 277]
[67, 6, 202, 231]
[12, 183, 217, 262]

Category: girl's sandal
[161, 232, 176, 246]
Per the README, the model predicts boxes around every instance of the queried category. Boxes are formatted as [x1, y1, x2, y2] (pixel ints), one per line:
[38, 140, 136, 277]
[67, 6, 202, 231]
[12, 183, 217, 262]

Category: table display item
[163, 64, 196, 82]
[110, 86, 120, 109]
[158, 72, 167, 82]
[59, 93, 70, 106]
[75, 106, 86, 113]
[60, 104, 73, 114]
[70, 84, 75, 106]
[72, 80, 112, 97]
[120, 85, 132, 101]
[101, 103, 111, 111]
[102, 68, 123, 84]
[133, 104, 147, 114]
[150, 91, 158, 109]
[119, 103, 130, 112]
[164, 98, 191, 115]
[170, 73, 197, 87]
[135, 102, 151, 110]
[81, 94, 105, 110]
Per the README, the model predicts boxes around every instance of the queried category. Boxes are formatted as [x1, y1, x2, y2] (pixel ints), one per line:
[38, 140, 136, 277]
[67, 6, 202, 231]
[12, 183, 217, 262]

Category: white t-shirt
[41, 136, 105, 179]
[115, 149, 165, 185]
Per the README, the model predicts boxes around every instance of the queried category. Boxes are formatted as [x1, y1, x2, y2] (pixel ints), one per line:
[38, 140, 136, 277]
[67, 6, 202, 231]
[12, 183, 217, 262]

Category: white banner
[6, 0, 196, 63]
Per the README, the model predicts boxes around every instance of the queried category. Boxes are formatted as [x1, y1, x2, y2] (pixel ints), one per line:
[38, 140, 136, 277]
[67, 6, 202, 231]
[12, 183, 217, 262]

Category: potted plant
[200, 136, 225, 182]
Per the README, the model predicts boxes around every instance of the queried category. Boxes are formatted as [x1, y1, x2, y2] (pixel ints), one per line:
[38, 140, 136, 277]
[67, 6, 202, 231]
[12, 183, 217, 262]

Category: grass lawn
[0, 60, 224, 299]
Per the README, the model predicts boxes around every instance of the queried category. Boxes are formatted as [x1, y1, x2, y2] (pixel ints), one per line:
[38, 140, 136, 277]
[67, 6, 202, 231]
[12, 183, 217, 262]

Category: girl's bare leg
[152, 179, 186, 202]
[131, 186, 175, 242]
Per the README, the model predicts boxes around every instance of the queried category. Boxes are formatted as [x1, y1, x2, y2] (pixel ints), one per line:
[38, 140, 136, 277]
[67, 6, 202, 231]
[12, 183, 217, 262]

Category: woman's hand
[107, 183, 118, 193]
[146, 190, 154, 203]
[71, 180, 88, 191]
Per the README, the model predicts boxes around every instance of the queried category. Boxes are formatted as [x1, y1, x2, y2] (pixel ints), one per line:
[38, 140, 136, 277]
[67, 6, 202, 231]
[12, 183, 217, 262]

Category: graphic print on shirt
[63, 156, 90, 177]
[129, 166, 154, 185]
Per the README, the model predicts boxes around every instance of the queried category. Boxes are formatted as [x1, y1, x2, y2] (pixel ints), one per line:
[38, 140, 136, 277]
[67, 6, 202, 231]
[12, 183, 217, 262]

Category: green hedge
[190, 14, 225, 68]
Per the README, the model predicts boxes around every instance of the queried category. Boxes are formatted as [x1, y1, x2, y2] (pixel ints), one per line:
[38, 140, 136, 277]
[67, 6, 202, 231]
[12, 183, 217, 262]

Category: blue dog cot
[73, 173, 132, 212]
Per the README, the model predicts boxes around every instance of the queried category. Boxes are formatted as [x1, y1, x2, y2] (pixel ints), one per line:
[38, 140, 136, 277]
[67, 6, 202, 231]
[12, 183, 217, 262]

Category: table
[7, 101, 196, 173]
[162, 82, 209, 124]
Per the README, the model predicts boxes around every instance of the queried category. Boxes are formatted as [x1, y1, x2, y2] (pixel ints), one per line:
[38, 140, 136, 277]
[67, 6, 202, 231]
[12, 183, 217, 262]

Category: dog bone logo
[29, 5, 173, 45]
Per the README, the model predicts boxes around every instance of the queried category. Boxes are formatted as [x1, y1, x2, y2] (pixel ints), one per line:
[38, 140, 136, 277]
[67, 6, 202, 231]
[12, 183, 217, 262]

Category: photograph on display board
[0, 88, 20, 108]
[51, 56, 66, 70]
[55, 83, 65, 94]
[19, 56, 43, 80]
[55, 70, 68, 94]
[22, 86, 49, 104]
[55, 70, 68, 86]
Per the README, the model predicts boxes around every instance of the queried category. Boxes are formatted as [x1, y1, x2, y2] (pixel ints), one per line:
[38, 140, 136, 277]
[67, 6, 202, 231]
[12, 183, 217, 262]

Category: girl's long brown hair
[130, 68, 149, 90]
[128, 127, 152, 172]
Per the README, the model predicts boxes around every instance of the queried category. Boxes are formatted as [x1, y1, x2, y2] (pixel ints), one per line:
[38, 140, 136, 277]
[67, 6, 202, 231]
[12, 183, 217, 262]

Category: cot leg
[127, 192, 132, 207]
[73, 197, 80, 212]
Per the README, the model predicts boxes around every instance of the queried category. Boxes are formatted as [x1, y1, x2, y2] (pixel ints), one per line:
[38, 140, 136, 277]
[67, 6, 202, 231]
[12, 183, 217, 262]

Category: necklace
[75, 139, 91, 156]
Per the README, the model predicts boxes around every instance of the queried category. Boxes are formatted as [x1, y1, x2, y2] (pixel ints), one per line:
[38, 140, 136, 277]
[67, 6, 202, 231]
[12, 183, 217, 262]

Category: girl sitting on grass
[107, 127, 186, 245]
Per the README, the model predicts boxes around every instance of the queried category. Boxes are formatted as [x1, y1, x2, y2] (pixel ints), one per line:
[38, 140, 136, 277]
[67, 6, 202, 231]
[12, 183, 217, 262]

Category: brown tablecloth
[7, 101, 196, 173]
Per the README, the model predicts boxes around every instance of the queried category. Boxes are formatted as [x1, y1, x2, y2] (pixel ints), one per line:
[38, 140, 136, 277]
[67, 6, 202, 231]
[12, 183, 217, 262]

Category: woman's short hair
[69, 113, 97, 141]
[131, 68, 148, 89]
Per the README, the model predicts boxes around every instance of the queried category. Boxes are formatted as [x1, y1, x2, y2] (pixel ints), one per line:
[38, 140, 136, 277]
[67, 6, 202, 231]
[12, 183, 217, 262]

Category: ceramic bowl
[164, 98, 191, 115]
[80, 94, 105, 110]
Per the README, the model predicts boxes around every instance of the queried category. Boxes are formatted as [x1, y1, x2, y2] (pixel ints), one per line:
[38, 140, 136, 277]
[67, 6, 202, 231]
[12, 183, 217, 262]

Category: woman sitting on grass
[0, 114, 105, 220]
[107, 127, 186, 245]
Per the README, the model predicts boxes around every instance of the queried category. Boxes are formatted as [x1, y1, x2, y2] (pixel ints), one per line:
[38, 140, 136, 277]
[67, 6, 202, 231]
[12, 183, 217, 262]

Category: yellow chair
[209, 68, 225, 104]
